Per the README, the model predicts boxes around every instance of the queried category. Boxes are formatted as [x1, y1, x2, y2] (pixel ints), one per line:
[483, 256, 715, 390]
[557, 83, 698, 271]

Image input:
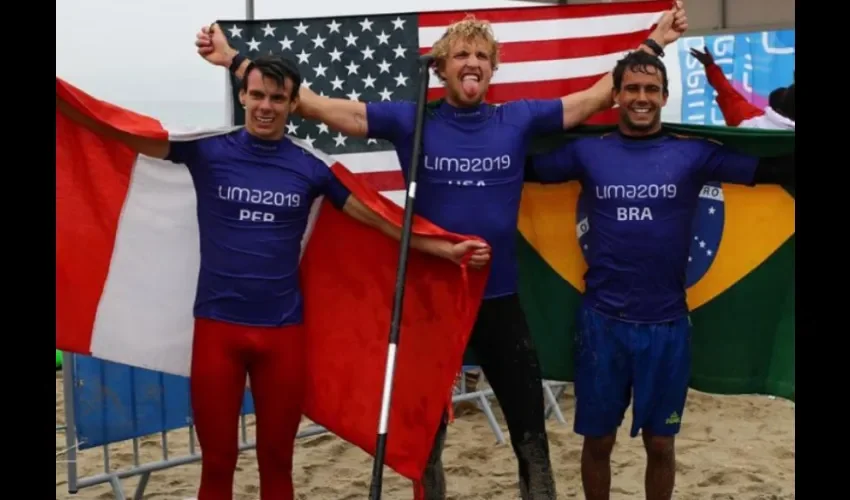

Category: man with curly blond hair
[195, 4, 688, 497]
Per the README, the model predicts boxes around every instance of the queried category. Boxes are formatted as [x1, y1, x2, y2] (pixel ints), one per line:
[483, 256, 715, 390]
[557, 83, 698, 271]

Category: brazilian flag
[512, 123, 795, 402]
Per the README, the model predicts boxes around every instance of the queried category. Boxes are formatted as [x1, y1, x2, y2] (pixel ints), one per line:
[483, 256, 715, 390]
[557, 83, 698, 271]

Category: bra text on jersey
[596, 183, 679, 222]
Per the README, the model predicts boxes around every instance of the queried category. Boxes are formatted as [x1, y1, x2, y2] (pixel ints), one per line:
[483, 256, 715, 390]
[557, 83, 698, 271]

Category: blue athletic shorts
[573, 305, 691, 438]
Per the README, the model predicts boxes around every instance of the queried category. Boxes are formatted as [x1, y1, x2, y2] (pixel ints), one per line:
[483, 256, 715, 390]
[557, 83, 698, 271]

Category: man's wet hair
[240, 55, 302, 98]
[612, 50, 669, 95]
[428, 14, 500, 81]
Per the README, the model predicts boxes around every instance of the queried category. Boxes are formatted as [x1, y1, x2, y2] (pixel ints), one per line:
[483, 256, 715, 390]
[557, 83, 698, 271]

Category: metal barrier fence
[57, 352, 568, 499]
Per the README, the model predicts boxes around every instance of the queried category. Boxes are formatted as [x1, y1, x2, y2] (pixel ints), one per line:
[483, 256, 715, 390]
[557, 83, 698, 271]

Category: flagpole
[369, 54, 433, 500]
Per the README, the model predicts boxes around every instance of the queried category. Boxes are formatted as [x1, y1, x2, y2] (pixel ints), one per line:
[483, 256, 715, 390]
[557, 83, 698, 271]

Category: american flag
[218, 0, 669, 204]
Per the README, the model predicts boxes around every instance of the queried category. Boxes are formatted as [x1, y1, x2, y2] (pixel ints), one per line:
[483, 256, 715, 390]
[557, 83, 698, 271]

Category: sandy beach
[56, 372, 794, 499]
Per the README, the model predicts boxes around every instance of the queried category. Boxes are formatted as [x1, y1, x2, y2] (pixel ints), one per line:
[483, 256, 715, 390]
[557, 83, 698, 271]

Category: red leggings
[190, 318, 306, 500]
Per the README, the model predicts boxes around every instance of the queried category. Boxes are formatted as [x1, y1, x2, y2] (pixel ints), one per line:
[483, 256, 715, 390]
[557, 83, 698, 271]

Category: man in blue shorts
[526, 50, 794, 500]
[195, 5, 688, 498]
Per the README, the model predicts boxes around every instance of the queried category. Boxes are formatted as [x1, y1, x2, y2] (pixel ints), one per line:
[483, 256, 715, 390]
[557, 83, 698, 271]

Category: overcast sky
[56, 0, 539, 127]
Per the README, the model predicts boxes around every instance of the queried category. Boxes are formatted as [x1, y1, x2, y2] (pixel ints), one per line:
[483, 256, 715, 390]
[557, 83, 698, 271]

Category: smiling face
[239, 68, 298, 140]
[613, 62, 669, 136]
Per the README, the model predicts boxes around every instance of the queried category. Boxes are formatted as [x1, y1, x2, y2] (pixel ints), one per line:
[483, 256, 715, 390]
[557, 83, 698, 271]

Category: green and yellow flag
[513, 124, 795, 401]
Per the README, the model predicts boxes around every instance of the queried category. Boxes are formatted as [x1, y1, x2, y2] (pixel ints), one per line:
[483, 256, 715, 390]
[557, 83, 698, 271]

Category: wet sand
[56, 373, 794, 499]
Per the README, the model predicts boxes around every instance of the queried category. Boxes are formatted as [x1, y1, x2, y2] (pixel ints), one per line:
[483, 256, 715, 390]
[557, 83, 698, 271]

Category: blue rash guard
[366, 99, 564, 299]
[529, 130, 759, 323]
[166, 129, 351, 327]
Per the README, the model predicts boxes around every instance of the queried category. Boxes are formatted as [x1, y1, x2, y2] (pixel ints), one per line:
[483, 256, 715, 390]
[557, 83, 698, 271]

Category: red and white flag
[55, 77, 489, 482]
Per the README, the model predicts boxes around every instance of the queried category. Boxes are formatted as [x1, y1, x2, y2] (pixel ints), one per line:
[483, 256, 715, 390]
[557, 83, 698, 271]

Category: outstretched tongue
[462, 76, 480, 98]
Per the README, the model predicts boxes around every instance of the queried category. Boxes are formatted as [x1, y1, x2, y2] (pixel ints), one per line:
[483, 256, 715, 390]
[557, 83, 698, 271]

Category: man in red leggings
[58, 55, 490, 500]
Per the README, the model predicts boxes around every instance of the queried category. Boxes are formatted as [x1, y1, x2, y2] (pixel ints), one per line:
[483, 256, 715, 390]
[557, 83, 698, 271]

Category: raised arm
[198, 24, 369, 138]
[688, 47, 763, 126]
[560, 1, 689, 129]
[56, 97, 169, 159]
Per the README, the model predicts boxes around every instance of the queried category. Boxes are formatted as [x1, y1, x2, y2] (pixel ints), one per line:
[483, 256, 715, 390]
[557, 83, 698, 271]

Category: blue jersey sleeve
[164, 139, 202, 168]
[697, 140, 759, 185]
[527, 141, 585, 183]
[314, 162, 352, 210]
[365, 101, 417, 144]
[525, 99, 564, 135]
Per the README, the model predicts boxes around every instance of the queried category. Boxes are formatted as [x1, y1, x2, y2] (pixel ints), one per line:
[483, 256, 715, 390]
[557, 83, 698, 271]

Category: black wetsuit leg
[421, 294, 557, 499]
[422, 413, 449, 499]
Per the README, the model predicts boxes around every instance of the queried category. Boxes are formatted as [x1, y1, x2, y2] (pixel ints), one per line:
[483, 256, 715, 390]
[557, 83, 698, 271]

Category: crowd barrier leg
[451, 367, 569, 446]
[57, 352, 327, 499]
[452, 366, 506, 444]
[542, 381, 568, 424]
[452, 387, 506, 444]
